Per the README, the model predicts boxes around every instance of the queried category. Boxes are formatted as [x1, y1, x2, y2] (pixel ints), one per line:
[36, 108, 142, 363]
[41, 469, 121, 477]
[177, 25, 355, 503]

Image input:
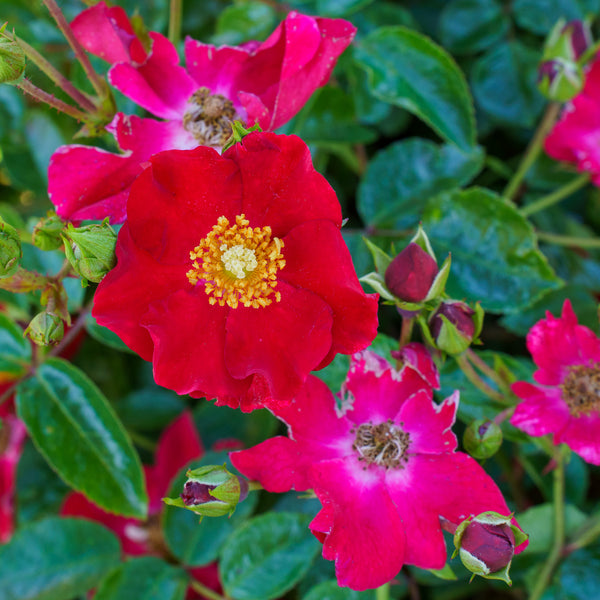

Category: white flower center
[221, 244, 258, 279]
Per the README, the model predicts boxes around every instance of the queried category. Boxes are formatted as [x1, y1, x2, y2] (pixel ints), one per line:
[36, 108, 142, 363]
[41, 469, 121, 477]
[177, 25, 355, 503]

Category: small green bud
[428, 301, 484, 355]
[538, 58, 583, 102]
[62, 219, 117, 284]
[163, 464, 249, 519]
[0, 26, 26, 85]
[25, 311, 64, 346]
[221, 120, 262, 152]
[0, 217, 21, 277]
[463, 419, 503, 459]
[32, 214, 65, 251]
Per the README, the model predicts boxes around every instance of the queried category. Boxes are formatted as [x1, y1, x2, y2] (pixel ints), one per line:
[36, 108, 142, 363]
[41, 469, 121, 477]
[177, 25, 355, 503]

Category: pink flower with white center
[0, 397, 27, 543]
[511, 299, 600, 464]
[48, 1, 356, 223]
[544, 60, 600, 184]
[231, 347, 520, 590]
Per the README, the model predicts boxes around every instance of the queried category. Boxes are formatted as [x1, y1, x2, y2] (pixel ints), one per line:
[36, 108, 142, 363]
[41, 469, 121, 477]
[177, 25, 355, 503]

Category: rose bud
[452, 511, 528, 585]
[0, 218, 21, 278]
[384, 242, 438, 303]
[163, 464, 249, 519]
[428, 300, 484, 355]
[32, 214, 64, 251]
[25, 311, 64, 346]
[463, 419, 503, 459]
[538, 58, 583, 102]
[544, 19, 592, 63]
[61, 219, 117, 284]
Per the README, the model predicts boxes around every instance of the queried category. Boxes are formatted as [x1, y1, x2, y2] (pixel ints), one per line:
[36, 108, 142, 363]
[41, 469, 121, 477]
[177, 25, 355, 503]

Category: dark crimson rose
[384, 243, 438, 303]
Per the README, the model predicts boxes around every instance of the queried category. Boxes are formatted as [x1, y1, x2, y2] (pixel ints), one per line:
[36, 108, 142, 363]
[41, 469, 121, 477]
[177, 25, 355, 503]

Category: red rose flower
[48, 2, 356, 223]
[92, 132, 378, 411]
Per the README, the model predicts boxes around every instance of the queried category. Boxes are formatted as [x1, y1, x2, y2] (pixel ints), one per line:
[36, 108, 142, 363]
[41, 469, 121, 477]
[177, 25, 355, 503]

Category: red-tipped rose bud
[384, 243, 438, 303]
[428, 300, 483, 355]
[452, 511, 528, 585]
[560, 20, 592, 60]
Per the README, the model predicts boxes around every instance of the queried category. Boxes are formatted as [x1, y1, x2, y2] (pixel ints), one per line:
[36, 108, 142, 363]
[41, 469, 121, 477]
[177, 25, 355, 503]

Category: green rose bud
[0, 26, 26, 85]
[427, 301, 484, 355]
[62, 219, 117, 284]
[25, 311, 64, 346]
[0, 217, 22, 277]
[163, 464, 249, 519]
[463, 419, 503, 459]
[538, 58, 583, 102]
[32, 214, 64, 251]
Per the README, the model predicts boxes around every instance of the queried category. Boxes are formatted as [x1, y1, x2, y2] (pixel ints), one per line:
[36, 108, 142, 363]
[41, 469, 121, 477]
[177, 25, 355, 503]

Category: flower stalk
[519, 173, 589, 217]
[168, 0, 183, 47]
[376, 582, 390, 600]
[17, 78, 89, 121]
[455, 353, 508, 404]
[536, 231, 600, 248]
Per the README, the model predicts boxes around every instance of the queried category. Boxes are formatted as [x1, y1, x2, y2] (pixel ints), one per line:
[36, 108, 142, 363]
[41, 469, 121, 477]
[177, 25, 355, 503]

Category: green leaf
[0, 313, 30, 378]
[163, 451, 258, 567]
[316, 0, 374, 17]
[357, 138, 484, 229]
[85, 313, 134, 353]
[220, 512, 321, 600]
[212, 2, 277, 45]
[438, 0, 509, 55]
[303, 580, 376, 599]
[0, 517, 120, 600]
[471, 41, 545, 128]
[94, 557, 189, 600]
[116, 387, 186, 432]
[422, 188, 563, 313]
[16, 358, 148, 518]
[354, 26, 476, 150]
[24, 110, 65, 183]
[547, 544, 600, 599]
[512, 0, 600, 35]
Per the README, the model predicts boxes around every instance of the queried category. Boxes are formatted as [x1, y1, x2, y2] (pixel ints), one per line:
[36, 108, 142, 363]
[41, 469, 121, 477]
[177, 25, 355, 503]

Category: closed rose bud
[538, 58, 583, 102]
[0, 29, 26, 85]
[384, 243, 438, 303]
[453, 511, 528, 585]
[25, 312, 64, 346]
[32, 214, 64, 251]
[429, 301, 483, 355]
[463, 419, 503, 459]
[0, 218, 21, 278]
[562, 20, 592, 60]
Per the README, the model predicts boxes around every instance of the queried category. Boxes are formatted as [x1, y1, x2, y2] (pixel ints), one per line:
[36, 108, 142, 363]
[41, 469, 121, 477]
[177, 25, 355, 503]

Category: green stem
[399, 316, 414, 349]
[528, 449, 566, 600]
[503, 102, 561, 201]
[42, 0, 107, 98]
[188, 579, 228, 600]
[2, 31, 96, 112]
[128, 430, 157, 452]
[455, 354, 508, 404]
[465, 349, 511, 394]
[565, 511, 600, 553]
[520, 174, 590, 217]
[168, 0, 183, 47]
[536, 231, 600, 248]
[247, 480, 263, 491]
[17, 78, 89, 121]
[376, 582, 390, 600]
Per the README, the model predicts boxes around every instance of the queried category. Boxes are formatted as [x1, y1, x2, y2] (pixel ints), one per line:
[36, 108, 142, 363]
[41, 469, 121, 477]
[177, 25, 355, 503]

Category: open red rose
[92, 132, 378, 411]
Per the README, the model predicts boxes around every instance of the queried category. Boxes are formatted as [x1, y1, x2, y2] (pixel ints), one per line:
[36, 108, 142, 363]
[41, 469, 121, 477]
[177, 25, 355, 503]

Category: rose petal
[555, 412, 600, 465]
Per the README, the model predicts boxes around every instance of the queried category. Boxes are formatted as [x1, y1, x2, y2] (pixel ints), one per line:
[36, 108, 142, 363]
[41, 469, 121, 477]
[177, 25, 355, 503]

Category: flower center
[352, 419, 410, 469]
[560, 363, 600, 417]
[182, 87, 237, 147]
[187, 214, 285, 309]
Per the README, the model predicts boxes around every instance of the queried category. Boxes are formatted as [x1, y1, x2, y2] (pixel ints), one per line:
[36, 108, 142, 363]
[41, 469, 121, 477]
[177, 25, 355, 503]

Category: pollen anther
[187, 214, 285, 309]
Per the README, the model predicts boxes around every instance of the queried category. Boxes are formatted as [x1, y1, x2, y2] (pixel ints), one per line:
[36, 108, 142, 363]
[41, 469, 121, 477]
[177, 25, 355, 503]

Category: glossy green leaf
[512, 0, 600, 35]
[543, 544, 600, 599]
[350, 1, 417, 37]
[163, 450, 258, 567]
[439, 0, 509, 55]
[24, 110, 65, 183]
[212, 2, 277, 45]
[471, 41, 544, 128]
[0, 313, 30, 378]
[0, 517, 120, 600]
[116, 387, 186, 432]
[316, 0, 374, 17]
[422, 188, 563, 313]
[220, 512, 321, 600]
[357, 138, 484, 229]
[303, 580, 376, 600]
[16, 358, 148, 518]
[354, 26, 476, 150]
[94, 557, 188, 600]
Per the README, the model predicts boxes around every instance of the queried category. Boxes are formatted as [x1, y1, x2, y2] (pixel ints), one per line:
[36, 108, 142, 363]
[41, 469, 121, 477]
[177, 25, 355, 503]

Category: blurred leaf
[163, 450, 258, 567]
[512, 0, 600, 35]
[303, 580, 376, 599]
[24, 110, 65, 183]
[116, 386, 186, 432]
[439, 0, 509, 55]
[358, 138, 484, 229]
[212, 1, 277, 45]
[94, 557, 188, 600]
[316, 0, 374, 17]
[16, 358, 148, 518]
[423, 188, 563, 313]
[0, 517, 120, 600]
[0, 313, 30, 379]
[287, 86, 377, 144]
[471, 41, 545, 128]
[219, 512, 321, 600]
[543, 544, 600, 599]
[85, 313, 134, 353]
[354, 26, 476, 150]
[350, 1, 417, 37]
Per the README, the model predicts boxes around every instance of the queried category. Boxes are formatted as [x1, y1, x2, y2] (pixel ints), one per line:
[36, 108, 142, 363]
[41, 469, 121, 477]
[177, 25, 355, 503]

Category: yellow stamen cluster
[187, 214, 285, 309]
